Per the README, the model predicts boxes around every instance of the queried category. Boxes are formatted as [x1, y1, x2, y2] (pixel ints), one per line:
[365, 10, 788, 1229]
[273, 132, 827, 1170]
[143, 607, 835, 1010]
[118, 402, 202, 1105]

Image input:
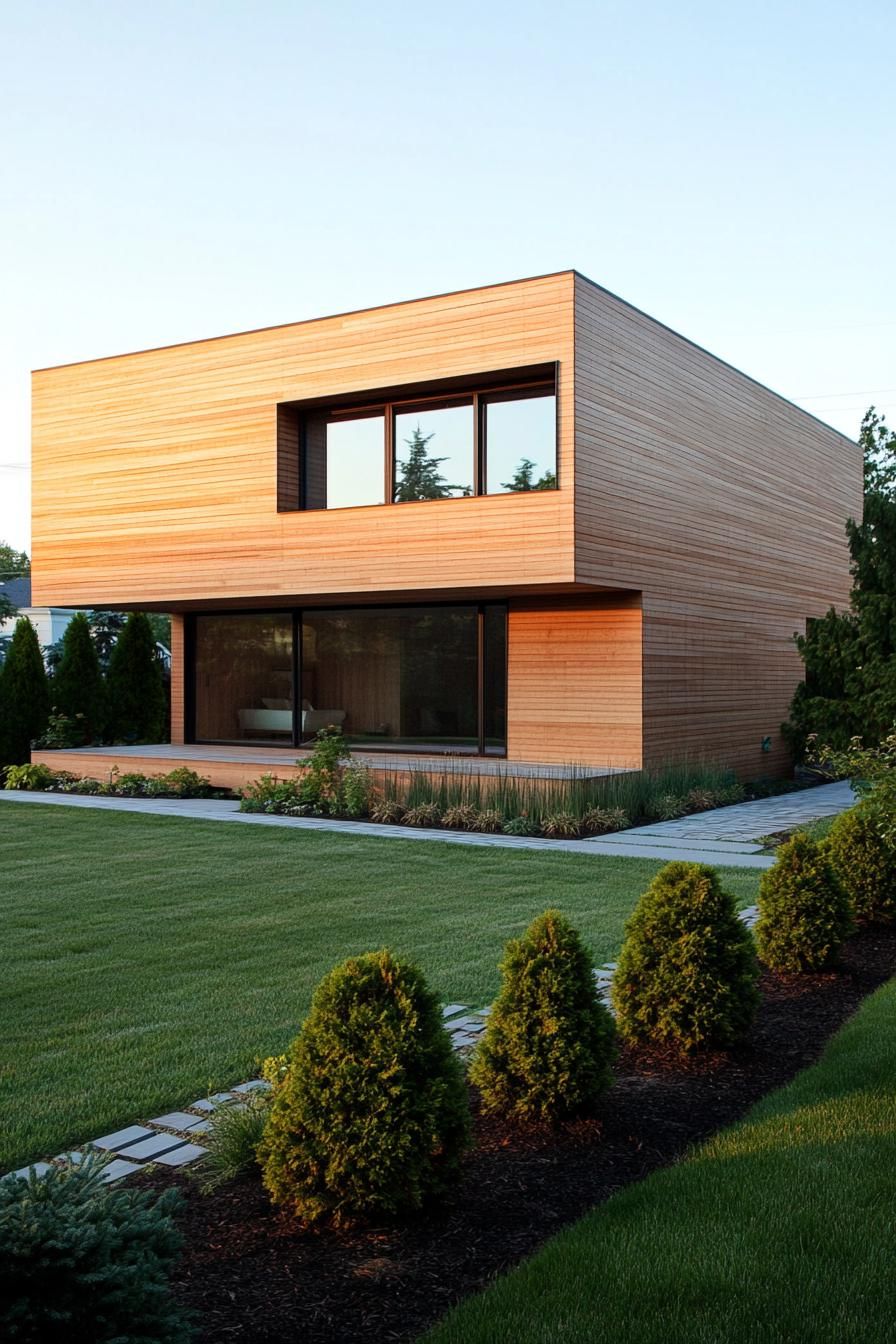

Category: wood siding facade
[31, 270, 862, 778]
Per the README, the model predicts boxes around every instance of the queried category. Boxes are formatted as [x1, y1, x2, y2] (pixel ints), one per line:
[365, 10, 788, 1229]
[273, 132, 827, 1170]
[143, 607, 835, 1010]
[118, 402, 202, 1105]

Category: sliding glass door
[190, 603, 507, 755]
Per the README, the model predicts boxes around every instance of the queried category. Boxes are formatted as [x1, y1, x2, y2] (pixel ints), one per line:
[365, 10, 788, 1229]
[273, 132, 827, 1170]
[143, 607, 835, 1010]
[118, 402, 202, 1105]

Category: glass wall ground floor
[188, 603, 507, 756]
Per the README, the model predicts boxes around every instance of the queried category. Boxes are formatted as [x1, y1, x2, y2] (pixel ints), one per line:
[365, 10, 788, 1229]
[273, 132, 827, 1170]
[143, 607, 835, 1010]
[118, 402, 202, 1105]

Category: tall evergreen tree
[785, 409, 896, 758]
[0, 617, 49, 765]
[393, 427, 469, 501]
[105, 613, 167, 743]
[52, 612, 105, 743]
[501, 457, 557, 492]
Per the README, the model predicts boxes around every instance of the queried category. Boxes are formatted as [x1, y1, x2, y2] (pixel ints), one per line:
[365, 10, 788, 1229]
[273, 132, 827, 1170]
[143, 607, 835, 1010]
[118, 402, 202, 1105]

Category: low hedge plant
[824, 804, 896, 923]
[259, 949, 470, 1226]
[755, 831, 853, 972]
[612, 861, 759, 1053]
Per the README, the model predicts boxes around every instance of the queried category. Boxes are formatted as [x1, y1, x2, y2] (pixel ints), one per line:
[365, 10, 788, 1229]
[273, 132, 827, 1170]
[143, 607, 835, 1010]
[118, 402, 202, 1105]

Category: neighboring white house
[0, 578, 172, 670]
[0, 577, 80, 649]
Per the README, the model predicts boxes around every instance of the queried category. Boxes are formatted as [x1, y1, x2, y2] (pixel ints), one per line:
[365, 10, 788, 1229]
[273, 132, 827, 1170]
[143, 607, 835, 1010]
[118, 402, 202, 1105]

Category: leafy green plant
[540, 811, 581, 839]
[755, 831, 854, 972]
[684, 787, 719, 813]
[33, 711, 88, 750]
[582, 805, 629, 835]
[613, 861, 760, 1053]
[111, 771, 151, 797]
[3, 762, 56, 791]
[824, 804, 896, 923]
[341, 763, 372, 817]
[503, 814, 537, 837]
[0, 1154, 189, 1343]
[470, 910, 615, 1123]
[240, 773, 302, 812]
[196, 1091, 272, 1192]
[145, 766, 215, 799]
[259, 949, 470, 1226]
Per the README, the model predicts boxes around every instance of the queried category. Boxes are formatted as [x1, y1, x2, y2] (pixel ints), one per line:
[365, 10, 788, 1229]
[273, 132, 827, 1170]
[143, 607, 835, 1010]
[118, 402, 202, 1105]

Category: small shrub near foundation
[442, 803, 479, 831]
[504, 814, 538, 837]
[240, 773, 301, 812]
[370, 797, 406, 824]
[684, 787, 719, 813]
[0, 1154, 188, 1343]
[402, 802, 442, 828]
[756, 832, 854, 972]
[470, 909, 615, 1123]
[471, 808, 504, 833]
[3, 762, 56, 790]
[582, 805, 630, 835]
[541, 812, 581, 839]
[613, 861, 760, 1053]
[259, 950, 469, 1225]
[649, 793, 687, 821]
[824, 805, 896, 923]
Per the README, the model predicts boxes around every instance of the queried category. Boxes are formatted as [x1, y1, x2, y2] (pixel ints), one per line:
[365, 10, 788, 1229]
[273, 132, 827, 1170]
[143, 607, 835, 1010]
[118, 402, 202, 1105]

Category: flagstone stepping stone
[232, 1079, 271, 1093]
[150, 1111, 204, 1131]
[92, 1124, 155, 1152]
[8, 1162, 53, 1181]
[100, 1158, 143, 1183]
[442, 1004, 468, 1019]
[154, 1142, 207, 1167]
[118, 1132, 190, 1161]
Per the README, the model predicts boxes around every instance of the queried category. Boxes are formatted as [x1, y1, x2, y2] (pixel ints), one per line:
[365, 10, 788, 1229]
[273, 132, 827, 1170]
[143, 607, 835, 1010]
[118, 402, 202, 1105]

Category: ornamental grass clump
[0, 1155, 189, 1343]
[612, 861, 759, 1053]
[755, 832, 854, 972]
[470, 910, 615, 1124]
[824, 805, 896, 923]
[259, 950, 469, 1226]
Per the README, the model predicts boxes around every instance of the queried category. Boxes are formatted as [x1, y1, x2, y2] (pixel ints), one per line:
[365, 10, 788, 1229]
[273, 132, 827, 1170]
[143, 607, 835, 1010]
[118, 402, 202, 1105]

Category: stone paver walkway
[0, 782, 855, 869]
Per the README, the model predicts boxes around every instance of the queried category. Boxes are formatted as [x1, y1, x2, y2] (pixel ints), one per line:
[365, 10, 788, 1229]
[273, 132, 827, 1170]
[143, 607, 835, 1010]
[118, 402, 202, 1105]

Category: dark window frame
[185, 600, 509, 758]
[279, 363, 558, 512]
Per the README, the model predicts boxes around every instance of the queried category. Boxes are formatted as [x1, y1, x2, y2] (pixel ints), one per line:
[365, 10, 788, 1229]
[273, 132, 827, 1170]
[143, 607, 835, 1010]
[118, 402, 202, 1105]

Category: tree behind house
[0, 617, 49, 765]
[51, 612, 105, 744]
[394, 427, 469, 501]
[105, 613, 167, 743]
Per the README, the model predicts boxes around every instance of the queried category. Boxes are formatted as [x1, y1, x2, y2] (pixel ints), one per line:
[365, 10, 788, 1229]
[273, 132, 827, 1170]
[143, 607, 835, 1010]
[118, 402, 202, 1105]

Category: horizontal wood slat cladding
[507, 594, 642, 767]
[169, 615, 185, 744]
[573, 274, 862, 776]
[32, 275, 575, 608]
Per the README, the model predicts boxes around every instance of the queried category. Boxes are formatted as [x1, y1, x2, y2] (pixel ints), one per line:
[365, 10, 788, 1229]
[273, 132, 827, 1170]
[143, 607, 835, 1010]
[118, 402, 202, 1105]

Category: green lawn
[1, 802, 760, 1171]
[425, 976, 896, 1344]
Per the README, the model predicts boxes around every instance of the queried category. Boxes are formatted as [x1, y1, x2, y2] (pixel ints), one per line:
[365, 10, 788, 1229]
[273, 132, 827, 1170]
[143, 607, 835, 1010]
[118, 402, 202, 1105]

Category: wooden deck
[32, 743, 635, 793]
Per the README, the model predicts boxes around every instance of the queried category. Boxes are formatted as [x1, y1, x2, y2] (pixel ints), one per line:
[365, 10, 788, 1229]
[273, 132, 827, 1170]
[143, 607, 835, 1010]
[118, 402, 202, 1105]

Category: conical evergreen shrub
[469, 909, 615, 1123]
[824, 805, 896, 923]
[105, 613, 167, 743]
[0, 616, 49, 765]
[259, 949, 470, 1225]
[51, 612, 105, 743]
[613, 861, 759, 1053]
[756, 832, 854, 971]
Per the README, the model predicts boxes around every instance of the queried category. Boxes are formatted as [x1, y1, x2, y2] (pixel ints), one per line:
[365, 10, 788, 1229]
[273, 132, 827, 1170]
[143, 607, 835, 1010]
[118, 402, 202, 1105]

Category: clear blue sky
[2, 0, 894, 556]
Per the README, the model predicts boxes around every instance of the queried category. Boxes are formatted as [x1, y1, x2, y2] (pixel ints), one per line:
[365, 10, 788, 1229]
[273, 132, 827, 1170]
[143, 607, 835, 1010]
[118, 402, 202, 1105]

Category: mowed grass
[1, 802, 760, 1170]
[425, 977, 896, 1344]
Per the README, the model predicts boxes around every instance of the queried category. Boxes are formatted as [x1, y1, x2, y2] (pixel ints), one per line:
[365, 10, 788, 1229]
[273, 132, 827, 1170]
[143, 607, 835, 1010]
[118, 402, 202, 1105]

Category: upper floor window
[277, 366, 557, 511]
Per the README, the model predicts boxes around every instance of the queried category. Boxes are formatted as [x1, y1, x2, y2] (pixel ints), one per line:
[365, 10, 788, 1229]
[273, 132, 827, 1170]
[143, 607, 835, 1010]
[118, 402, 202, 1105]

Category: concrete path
[0, 781, 856, 869]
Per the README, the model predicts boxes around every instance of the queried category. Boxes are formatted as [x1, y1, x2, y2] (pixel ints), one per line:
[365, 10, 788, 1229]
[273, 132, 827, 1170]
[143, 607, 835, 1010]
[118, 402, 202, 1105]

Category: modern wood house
[30, 271, 862, 789]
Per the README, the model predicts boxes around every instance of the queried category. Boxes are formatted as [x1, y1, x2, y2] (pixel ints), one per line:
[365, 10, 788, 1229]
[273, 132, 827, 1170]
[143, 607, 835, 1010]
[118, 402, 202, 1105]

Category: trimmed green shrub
[0, 1154, 189, 1342]
[825, 804, 896, 923]
[0, 617, 49, 765]
[50, 612, 105, 744]
[105, 613, 167, 743]
[503, 814, 538, 837]
[756, 832, 854, 971]
[259, 949, 469, 1225]
[613, 861, 759, 1053]
[470, 910, 615, 1123]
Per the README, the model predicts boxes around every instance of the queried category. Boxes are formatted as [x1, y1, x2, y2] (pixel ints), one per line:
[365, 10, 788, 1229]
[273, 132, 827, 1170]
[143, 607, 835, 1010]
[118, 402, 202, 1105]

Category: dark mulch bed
[150, 924, 896, 1344]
